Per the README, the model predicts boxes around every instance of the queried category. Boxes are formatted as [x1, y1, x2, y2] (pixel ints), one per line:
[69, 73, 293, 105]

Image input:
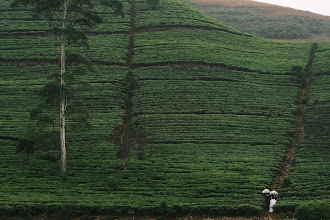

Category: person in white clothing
[269, 194, 277, 213]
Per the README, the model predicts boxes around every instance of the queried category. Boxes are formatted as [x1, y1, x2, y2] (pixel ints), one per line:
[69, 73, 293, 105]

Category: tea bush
[295, 200, 330, 220]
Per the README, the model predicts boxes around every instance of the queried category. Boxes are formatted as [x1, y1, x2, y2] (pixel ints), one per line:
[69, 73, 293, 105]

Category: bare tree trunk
[60, 0, 67, 174]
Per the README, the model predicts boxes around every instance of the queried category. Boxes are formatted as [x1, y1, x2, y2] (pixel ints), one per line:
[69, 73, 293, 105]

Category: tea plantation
[277, 42, 330, 211]
[0, 0, 329, 217]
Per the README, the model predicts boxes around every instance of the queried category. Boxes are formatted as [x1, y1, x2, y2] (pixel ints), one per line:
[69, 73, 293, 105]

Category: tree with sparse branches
[12, 0, 123, 173]
[108, 123, 132, 172]
[108, 124, 152, 172]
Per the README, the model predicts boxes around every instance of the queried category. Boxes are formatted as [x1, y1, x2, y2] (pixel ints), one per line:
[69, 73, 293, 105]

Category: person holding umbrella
[269, 190, 278, 213]
[262, 189, 271, 210]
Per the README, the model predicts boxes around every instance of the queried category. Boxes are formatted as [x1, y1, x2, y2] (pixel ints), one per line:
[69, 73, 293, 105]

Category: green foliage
[66, 101, 91, 130]
[9, 0, 125, 173]
[11, 0, 124, 41]
[30, 79, 89, 132]
[15, 122, 60, 168]
[108, 123, 132, 160]
[255, 21, 312, 39]
[291, 65, 306, 88]
[39, 82, 64, 104]
[136, 0, 242, 33]
[147, 0, 159, 9]
[295, 200, 330, 220]
[16, 138, 36, 168]
[133, 29, 311, 73]
[16, 138, 36, 155]
[278, 54, 330, 210]
[311, 42, 330, 75]
[134, 125, 153, 160]
[0, 0, 329, 217]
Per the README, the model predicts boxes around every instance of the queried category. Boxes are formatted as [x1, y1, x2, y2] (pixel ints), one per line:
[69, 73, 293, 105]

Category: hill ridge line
[269, 42, 318, 192]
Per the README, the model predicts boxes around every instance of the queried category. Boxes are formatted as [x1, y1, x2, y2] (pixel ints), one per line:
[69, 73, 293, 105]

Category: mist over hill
[186, 0, 330, 41]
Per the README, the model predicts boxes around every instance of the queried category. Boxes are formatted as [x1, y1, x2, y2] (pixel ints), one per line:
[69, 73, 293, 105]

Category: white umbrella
[262, 189, 270, 194]
[270, 190, 278, 195]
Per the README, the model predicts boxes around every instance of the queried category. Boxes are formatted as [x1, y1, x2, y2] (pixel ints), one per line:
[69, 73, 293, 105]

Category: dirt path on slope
[270, 43, 317, 191]
[269, 88, 306, 190]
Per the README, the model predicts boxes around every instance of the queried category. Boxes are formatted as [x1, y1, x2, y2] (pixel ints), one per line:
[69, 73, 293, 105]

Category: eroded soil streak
[270, 43, 317, 191]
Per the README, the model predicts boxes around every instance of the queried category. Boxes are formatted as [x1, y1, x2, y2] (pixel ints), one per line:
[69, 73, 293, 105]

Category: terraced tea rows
[0, 65, 127, 142]
[134, 0, 240, 32]
[0, 0, 329, 217]
[128, 63, 302, 213]
[311, 42, 330, 75]
[132, 67, 299, 145]
[133, 67, 298, 117]
[0, 0, 131, 34]
[133, 29, 311, 73]
[0, 35, 129, 64]
[277, 43, 330, 211]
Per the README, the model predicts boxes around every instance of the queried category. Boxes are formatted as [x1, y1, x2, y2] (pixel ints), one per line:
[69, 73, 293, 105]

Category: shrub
[291, 65, 306, 88]
[147, 0, 159, 9]
[295, 200, 330, 220]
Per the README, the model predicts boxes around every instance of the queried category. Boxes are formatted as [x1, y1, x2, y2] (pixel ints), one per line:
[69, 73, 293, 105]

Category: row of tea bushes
[129, 64, 302, 213]
[133, 29, 311, 73]
[0, 65, 127, 141]
[311, 42, 330, 75]
[134, 0, 242, 33]
[0, 34, 129, 64]
[276, 44, 330, 211]
[0, 0, 131, 34]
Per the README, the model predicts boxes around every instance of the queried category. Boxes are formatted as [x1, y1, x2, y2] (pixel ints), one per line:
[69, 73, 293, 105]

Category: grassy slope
[0, 0, 328, 217]
[186, 0, 330, 41]
[277, 42, 330, 210]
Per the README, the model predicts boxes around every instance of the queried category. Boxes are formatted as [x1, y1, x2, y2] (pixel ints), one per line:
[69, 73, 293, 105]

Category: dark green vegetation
[0, 0, 329, 218]
[277, 42, 330, 211]
[186, 0, 330, 41]
[295, 200, 330, 220]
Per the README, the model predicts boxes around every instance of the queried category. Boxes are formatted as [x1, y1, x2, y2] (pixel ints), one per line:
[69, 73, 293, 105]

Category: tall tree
[12, 0, 123, 173]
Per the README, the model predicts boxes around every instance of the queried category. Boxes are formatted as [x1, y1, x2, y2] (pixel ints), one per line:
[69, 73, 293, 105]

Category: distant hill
[187, 0, 330, 41]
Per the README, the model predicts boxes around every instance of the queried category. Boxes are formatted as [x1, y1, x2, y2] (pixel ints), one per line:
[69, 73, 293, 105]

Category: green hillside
[0, 0, 329, 218]
[186, 0, 330, 41]
[277, 42, 330, 210]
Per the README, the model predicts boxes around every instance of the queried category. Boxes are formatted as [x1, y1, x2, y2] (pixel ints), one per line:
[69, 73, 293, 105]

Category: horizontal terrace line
[132, 112, 291, 119]
[0, 31, 129, 37]
[132, 61, 291, 75]
[1, 59, 292, 76]
[134, 25, 253, 37]
[1, 25, 251, 37]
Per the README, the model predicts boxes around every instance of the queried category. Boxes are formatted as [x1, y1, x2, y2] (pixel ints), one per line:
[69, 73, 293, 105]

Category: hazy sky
[253, 0, 330, 16]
